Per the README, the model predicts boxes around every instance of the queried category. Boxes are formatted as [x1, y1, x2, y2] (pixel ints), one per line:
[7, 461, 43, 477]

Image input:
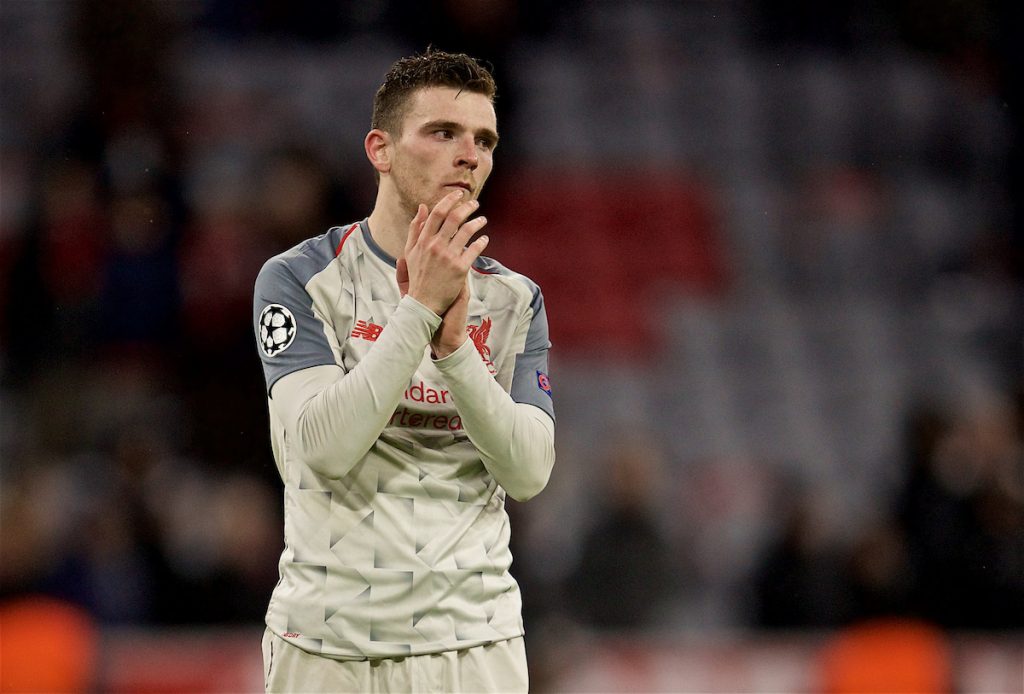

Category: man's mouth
[446, 182, 472, 193]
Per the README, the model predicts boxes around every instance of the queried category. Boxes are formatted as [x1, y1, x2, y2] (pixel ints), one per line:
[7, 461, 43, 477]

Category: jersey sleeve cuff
[430, 337, 479, 370]
[398, 294, 443, 332]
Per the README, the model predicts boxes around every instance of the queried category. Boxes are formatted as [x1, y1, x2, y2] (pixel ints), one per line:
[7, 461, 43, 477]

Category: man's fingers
[452, 215, 488, 249]
[424, 190, 467, 237]
[396, 257, 410, 297]
[462, 234, 490, 264]
[438, 199, 479, 242]
[406, 204, 428, 252]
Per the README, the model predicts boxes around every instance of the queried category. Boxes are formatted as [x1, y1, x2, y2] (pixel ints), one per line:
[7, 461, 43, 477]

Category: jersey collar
[359, 219, 398, 268]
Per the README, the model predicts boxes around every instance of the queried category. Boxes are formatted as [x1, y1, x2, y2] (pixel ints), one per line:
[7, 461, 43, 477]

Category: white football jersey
[253, 221, 553, 659]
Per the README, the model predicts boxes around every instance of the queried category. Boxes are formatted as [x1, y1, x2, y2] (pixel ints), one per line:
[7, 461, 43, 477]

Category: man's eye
[476, 138, 494, 150]
[435, 129, 453, 139]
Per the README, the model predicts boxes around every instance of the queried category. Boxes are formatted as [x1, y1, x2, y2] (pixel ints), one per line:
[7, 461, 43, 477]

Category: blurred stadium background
[1, 1, 1021, 692]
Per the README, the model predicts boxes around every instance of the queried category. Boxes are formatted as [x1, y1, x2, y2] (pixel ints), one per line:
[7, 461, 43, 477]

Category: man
[252, 50, 555, 693]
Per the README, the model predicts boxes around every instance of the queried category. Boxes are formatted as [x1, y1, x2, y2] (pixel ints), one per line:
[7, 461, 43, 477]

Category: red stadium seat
[485, 168, 727, 356]
[0, 597, 99, 693]
[817, 619, 953, 694]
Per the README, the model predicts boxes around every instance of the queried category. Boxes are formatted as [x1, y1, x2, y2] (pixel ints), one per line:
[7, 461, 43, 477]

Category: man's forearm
[433, 340, 555, 501]
[270, 296, 441, 479]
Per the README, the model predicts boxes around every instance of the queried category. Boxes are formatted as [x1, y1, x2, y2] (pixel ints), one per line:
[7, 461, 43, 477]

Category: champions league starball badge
[259, 304, 297, 357]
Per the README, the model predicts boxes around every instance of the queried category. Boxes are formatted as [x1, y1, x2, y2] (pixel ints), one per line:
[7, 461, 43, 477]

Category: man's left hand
[431, 280, 470, 358]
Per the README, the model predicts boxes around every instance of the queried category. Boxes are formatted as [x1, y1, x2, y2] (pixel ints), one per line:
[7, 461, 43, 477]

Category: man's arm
[433, 340, 555, 501]
[430, 279, 555, 501]
[270, 296, 441, 479]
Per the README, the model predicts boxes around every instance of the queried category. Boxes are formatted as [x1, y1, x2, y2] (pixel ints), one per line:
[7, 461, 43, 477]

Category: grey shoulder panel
[253, 228, 350, 395]
[276, 226, 350, 284]
[473, 255, 544, 311]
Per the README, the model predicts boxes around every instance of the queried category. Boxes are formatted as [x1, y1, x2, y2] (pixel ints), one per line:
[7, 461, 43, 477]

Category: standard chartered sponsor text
[388, 380, 463, 430]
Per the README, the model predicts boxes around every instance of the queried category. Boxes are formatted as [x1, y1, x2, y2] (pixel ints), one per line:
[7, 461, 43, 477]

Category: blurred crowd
[753, 397, 1023, 630]
[1, 0, 1021, 649]
[510, 393, 1024, 636]
[1, 1, 360, 625]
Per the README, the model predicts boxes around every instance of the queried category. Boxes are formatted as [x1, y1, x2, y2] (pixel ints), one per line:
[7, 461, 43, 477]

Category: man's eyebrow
[478, 127, 500, 145]
[422, 119, 499, 144]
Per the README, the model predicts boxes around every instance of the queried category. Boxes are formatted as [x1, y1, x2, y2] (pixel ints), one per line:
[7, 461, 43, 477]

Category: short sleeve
[253, 256, 337, 396]
[509, 286, 555, 422]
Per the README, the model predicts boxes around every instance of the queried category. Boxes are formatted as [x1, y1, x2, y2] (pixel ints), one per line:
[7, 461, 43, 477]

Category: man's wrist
[399, 295, 444, 334]
[406, 290, 447, 318]
[430, 334, 469, 360]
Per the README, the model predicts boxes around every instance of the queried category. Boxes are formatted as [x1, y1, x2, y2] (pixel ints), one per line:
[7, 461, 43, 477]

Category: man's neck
[366, 200, 411, 262]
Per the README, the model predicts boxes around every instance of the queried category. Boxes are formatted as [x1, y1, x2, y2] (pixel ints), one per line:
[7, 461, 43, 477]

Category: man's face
[386, 86, 498, 215]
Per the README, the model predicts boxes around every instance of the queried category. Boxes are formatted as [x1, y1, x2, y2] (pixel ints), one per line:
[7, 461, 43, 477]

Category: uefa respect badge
[536, 370, 552, 396]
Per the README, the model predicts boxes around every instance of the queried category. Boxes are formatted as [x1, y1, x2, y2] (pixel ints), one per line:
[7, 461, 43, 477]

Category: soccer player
[252, 50, 555, 693]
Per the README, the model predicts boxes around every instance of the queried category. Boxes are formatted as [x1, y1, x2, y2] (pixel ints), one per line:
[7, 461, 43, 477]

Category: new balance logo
[351, 320, 383, 341]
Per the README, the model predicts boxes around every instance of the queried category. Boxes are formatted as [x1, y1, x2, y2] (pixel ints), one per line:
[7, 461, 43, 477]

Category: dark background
[1, 1, 1021, 691]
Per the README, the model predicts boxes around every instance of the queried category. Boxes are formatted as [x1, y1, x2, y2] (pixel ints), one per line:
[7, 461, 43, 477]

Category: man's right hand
[400, 189, 489, 316]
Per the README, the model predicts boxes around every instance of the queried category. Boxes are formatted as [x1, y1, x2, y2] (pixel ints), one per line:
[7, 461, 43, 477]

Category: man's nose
[455, 135, 478, 170]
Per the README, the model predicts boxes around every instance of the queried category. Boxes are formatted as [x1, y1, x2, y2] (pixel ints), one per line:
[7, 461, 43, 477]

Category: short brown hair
[371, 49, 497, 135]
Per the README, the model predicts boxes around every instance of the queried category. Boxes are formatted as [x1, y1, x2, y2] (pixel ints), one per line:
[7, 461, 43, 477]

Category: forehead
[401, 86, 497, 132]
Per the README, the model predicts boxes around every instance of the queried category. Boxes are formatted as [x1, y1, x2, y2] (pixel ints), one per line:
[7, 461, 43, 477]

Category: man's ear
[365, 129, 392, 175]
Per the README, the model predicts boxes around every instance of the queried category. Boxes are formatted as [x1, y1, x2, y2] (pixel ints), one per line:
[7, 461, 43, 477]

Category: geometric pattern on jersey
[253, 220, 553, 659]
